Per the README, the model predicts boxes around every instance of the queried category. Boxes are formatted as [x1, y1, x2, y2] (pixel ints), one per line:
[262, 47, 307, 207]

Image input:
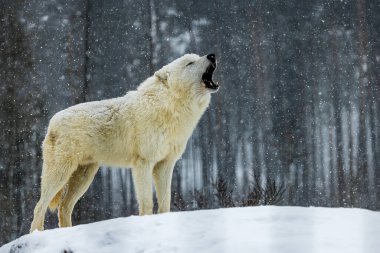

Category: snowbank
[1, 206, 379, 253]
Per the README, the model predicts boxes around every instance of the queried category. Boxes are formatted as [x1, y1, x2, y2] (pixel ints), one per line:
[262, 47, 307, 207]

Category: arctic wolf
[30, 53, 219, 232]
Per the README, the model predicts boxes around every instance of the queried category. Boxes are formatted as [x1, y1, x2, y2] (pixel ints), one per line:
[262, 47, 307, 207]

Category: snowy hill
[1, 206, 379, 253]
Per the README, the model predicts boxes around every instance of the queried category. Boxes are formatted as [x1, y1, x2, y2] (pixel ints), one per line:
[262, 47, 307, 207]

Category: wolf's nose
[207, 53, 216, 63]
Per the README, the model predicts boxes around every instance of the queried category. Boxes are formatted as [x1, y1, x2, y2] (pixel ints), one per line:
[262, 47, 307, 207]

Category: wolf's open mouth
[202, 63, 219, 90]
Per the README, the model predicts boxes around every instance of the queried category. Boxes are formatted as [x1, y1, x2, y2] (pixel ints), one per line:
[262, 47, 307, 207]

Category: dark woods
[171, 176, 285, 211]
[1, 0, 380, 245]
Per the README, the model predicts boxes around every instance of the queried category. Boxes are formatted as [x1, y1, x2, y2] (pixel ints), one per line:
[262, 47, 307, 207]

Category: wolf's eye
[186, 62, 194, 66]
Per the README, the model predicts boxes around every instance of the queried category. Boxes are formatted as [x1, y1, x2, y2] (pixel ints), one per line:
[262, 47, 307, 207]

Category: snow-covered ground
[1, 206, 379, 253]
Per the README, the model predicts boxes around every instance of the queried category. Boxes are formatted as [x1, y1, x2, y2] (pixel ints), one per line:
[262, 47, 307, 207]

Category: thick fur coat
[30, 53, 218, 232]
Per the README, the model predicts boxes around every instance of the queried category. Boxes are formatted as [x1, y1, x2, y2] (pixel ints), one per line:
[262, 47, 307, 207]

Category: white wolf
[30, 53, 219, 232]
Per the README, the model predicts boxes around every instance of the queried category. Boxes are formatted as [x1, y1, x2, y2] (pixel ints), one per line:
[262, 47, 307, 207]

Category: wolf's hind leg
[58, 163, 99, 227]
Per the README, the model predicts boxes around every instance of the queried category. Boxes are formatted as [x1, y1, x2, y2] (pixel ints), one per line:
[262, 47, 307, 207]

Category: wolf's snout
[207, 53, 216, 64]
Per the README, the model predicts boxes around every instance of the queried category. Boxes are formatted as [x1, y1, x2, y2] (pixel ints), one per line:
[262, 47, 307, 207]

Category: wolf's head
[154, 53, 219, 95]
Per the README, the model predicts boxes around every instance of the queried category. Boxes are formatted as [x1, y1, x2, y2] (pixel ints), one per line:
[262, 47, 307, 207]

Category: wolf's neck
[169, 88, 210, 120]
[165, 92, 210, 142]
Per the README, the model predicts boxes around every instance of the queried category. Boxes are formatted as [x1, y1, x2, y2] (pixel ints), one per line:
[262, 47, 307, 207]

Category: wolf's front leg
[153, 159, 176, 213]
[132, 161, 154, 215]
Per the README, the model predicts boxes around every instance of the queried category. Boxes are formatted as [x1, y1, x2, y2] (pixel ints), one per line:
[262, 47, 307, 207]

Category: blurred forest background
[1, 0, 380, 244]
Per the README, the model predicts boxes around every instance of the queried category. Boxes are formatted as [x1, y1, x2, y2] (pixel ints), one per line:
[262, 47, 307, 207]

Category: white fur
[30, 54, 215, 232]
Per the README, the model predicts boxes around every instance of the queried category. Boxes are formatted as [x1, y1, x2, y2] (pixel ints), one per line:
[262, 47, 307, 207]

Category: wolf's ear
[154, 67, 169, 87]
